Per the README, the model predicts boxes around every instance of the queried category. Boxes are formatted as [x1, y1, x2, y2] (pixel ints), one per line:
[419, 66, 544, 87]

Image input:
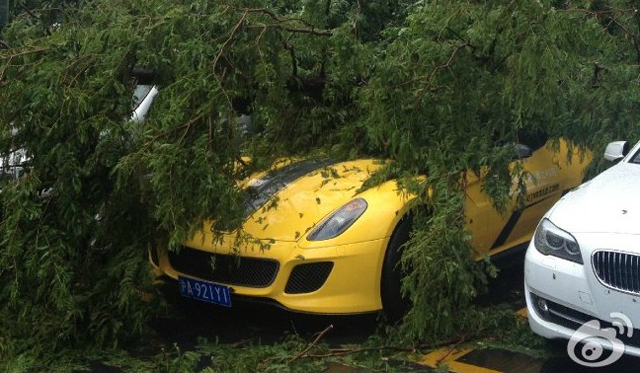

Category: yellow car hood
[188, 159, 385, 246]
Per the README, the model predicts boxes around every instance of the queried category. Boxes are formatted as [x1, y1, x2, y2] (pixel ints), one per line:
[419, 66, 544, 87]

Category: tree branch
[0, 47, 48, 58]
[212, 10, 248, 72]
[300, 334, 471, 360]
[20, 4, 40, 21]
[283, 41, 297, 77]
[287, 324, 333, 364]
[247, 23, 332, 37]
[303, 346, 414, 359]
[241, 7, 333, 36]
[435, 335, 466, 365]
[397, 42, 470, 88]
[281, 26, 332, 36]
[591, 61, 607, 88]
[445, 27, 476, 50]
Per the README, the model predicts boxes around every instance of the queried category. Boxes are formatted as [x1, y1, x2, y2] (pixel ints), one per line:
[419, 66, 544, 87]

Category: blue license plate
[178, 276, 232, 307]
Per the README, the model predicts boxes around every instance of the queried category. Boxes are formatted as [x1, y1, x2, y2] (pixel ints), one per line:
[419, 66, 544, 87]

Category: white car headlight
[307, 198, 368, 241]
[534, 218, 582, 264]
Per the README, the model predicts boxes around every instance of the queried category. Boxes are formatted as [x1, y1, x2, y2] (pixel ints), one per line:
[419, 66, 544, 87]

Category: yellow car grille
[168, 246, 279, 288]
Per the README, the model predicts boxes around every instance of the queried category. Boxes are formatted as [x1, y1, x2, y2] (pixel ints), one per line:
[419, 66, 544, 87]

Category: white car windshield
[630, 147, 640, 164]
[132, 84, 153, 108]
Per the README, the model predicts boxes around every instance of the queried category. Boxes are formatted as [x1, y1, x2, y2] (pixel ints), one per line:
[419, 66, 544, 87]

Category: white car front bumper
[525, 232, 640, 358]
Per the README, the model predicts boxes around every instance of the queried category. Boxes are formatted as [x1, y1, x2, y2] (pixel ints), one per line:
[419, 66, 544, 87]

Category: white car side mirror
[604, 141, 628, 162]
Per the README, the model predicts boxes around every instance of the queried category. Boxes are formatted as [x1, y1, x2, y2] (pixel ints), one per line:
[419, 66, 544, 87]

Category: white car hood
[550, 162, 640, 235]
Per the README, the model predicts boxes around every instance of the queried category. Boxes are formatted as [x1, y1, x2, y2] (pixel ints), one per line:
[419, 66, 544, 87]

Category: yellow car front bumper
[151, 237, 390, 314]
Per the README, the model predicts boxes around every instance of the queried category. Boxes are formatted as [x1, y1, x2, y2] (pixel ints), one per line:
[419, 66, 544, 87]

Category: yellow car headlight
[307, 198, 368, 241]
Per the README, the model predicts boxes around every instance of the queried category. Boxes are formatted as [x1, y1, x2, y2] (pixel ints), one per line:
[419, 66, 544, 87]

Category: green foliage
[2, 333, 412, 373]
[3, 0, 640, 363]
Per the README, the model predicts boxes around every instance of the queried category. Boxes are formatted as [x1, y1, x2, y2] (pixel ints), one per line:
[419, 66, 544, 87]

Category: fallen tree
[1, 0, 640, 364]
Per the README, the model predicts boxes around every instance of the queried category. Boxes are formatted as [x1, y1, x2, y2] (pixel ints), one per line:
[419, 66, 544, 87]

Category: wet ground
[89, 247, 640, 372]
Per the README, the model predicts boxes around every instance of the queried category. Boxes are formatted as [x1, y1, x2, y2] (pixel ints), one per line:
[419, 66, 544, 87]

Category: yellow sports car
[150, 138, 589, 315]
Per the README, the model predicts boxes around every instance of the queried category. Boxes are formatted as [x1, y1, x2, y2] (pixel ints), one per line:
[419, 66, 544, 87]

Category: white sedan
[525, 140, 640, 364]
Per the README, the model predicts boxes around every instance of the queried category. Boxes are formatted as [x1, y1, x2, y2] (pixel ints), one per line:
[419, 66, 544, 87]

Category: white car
[131, 84, 159, 123]
[525, 140, 640, 360]
[0, 128, 28, 181]
[0, 82, 158, 182]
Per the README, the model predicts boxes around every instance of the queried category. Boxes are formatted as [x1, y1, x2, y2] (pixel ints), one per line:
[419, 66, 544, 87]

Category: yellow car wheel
[381, 217, 412, 321]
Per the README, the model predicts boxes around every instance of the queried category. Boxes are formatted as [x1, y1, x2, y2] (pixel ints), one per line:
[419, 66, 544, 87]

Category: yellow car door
[466, 138, 587, 258]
